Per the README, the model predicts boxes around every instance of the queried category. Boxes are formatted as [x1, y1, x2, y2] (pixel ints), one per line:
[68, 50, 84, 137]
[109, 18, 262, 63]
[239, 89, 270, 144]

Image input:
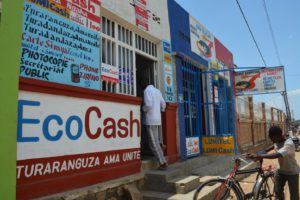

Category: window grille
[118, 25, 132, 46]
[135, 34, 157, 57]
[102, 16, 114, 38]
[101, 16, 157, 96]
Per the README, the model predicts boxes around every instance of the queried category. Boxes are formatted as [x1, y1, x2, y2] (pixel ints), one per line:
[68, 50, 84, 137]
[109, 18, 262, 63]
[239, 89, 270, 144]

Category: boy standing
[249, 126, 300, 200]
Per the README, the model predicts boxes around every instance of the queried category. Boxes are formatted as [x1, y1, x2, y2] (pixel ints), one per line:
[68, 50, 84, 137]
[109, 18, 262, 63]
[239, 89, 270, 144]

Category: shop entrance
[135, 53, 158, 156]
[136, 53, 156, 97]
[180, 60, 205, 157]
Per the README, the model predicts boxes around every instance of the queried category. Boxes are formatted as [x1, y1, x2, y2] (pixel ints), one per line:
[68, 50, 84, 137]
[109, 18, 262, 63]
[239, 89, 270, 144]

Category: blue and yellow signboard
[202, 136, 235, 155]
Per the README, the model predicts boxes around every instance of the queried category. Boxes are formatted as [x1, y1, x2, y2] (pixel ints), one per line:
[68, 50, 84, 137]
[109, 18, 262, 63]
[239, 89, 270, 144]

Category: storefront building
[1, 0, 238, 199]
[16, 0, 178, 199]
[168, 0, 237, 159]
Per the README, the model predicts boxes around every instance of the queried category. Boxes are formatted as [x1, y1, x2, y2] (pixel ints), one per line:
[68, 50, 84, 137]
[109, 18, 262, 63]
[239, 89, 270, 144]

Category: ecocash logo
[17, 100, 140, 142]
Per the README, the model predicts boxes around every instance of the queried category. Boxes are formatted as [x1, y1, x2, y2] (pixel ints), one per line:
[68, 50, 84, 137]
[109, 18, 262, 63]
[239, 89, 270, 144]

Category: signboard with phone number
[20, 0, 101, 90]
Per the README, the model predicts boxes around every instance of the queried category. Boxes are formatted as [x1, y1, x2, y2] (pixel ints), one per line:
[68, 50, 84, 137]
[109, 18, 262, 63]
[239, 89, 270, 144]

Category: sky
[175, 0, 300, 120]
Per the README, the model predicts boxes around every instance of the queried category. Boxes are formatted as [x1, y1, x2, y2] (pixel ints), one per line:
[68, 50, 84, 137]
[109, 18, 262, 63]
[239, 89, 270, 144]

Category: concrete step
[191, 156, 233, 176]
[199, 176, 219, 184]
[141, 157, 158, 171]
[168, 175, 200, 194]
[142, 191, 175, 200]
[143, 167, 184, 193]
[141, 185, 219, 200]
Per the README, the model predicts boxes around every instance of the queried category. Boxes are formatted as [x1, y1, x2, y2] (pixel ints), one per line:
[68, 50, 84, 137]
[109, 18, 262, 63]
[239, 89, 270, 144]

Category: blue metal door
[182, 62, 203, 137]
[203, 68, 237, 154]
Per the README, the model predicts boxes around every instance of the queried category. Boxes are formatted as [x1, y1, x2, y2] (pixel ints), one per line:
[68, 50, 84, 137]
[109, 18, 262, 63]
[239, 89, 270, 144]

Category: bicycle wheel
[193, 178, 242, 200]
[254, 174, 275, 200]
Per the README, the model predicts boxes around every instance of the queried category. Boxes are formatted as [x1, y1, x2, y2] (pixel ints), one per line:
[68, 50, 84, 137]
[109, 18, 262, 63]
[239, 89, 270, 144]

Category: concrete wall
[0, 0, 23, 199]
[236, 97, 286, 152]
[101, 0, 171, 40]
[168, 0, 209, 159]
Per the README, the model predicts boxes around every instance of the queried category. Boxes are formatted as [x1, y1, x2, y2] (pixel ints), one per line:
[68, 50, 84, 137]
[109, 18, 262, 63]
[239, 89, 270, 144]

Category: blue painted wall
[167, 0, 208, 159]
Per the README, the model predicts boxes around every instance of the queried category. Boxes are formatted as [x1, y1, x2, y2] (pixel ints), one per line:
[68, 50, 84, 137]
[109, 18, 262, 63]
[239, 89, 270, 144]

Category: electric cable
[235, 0, 267, 67]
[262, 0, 282, 65]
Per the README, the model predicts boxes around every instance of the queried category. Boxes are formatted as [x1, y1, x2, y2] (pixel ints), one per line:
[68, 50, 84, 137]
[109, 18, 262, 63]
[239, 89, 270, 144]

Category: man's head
[268, 126, 285, 143]
[141, 82, 149, 91]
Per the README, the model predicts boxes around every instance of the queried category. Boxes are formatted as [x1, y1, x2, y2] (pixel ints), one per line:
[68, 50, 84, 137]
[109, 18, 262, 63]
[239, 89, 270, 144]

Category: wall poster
[235, 66, 285, 96]
[189, 15, 215, 62]
[186, 137, 200, 156]
[20, 0, 101, 90]
[134, 0, 148, 31]
[162, 40, 175, 102]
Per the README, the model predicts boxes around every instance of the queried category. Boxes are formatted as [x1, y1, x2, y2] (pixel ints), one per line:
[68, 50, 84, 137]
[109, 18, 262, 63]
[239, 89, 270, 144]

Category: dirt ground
[239, 151, 300, 199]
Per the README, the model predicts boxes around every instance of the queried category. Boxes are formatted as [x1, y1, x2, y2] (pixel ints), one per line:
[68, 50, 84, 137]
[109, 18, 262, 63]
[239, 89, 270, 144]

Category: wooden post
[248, 97, 255, 146]
[271, 107, 274, 126]
[262, 103, 267, 141]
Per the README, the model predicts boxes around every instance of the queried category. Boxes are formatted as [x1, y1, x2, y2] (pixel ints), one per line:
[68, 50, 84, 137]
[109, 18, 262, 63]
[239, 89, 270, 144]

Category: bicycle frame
[217, 158, 274, 199]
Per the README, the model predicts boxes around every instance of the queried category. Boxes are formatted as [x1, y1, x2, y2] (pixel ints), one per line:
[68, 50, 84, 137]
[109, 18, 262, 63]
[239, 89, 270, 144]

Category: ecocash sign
[17, 100, 140, 142]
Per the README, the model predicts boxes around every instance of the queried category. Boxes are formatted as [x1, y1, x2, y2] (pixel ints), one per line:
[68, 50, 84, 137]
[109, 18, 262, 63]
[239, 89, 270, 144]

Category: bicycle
[193, 156, 275, 200]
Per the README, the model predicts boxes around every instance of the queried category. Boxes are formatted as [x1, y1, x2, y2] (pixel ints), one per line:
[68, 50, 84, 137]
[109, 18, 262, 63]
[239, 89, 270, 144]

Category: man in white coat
[143, 84, 167, 169]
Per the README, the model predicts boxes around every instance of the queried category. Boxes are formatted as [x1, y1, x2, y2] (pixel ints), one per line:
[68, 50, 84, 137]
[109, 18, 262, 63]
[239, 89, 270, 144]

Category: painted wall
[16, 0, 144, 199]
[0, 0, 23, 199]
[17, 79, 142, 200]
[167, 0, 208, 159]
[101, 0, 171, 40]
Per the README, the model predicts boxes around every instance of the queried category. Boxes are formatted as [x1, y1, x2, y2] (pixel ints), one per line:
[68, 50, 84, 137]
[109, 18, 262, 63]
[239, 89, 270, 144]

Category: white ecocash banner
[235, 66, 285, 96]
[17, 91, 141, 160]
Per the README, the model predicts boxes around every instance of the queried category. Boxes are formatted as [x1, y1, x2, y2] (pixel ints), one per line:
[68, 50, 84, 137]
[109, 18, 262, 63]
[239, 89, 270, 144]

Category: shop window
[118, 25, 121, 41]
[103, 37, 116, 65]
[122, 27, 125, 43]
[102, 38, 106, 63]
[118, 45, 134, 95]
[101, 37, 117, 93]
[100, 16, 157, 97]
[107, 19, 111, 36]
[135, 34, 157, 58]
[118, 25, 132, 46]
[102, 16, 115, 38]
[129, 31, 132, 46]
[102, 17, 106, 35]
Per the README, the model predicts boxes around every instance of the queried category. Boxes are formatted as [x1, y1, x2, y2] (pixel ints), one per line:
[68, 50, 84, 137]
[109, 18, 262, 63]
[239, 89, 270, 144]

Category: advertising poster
[101, 63, 119, 83]
[186, 137, 200, 156]
[134, 0, 148, 31]
[190, 15, 215, 62]
[162, 41, 175, 102]
[202, 136, 234, 155]
[20, 0, 101, 90]
[17, 91, 141, 197]
[235, 66, 285, 96]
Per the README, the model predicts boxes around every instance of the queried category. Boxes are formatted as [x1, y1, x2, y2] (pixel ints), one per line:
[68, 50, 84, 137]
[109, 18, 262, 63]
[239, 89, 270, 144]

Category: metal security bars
[101, 16, 158, 96]
[135, 33, 157, 58]
[203, 68, 235, 136]
[181, 60, 203, 137]
[101, 17, 135, 95]
[118, 45, 134, 95]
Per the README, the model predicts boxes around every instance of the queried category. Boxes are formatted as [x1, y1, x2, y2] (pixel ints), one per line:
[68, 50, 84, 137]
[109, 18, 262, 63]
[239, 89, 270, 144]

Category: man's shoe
[158, 163, 168, 170]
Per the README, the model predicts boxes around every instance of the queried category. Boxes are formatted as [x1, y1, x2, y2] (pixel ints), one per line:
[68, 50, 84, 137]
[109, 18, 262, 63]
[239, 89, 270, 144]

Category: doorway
[136, 53, 158, 156]
[135, 53, 156, 97]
